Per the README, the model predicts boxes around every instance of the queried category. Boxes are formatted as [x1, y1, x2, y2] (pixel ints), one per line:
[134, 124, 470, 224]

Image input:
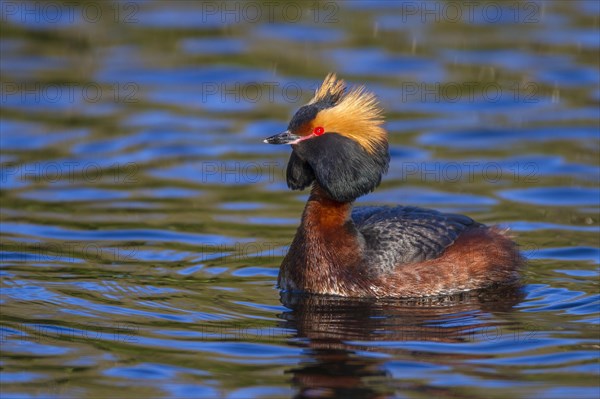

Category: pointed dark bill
[263, 130, 301, 144]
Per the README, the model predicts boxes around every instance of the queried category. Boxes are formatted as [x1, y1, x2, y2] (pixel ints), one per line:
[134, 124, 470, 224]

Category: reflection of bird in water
[265, 74, 523, 298]
[279, 286, 524, 399]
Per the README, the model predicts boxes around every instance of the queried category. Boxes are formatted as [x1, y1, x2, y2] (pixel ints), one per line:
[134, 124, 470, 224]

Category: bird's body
[265, 74, 522, 298]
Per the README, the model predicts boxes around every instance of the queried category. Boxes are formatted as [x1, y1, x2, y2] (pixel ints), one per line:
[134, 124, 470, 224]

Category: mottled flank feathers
[352, 206, 480, 273]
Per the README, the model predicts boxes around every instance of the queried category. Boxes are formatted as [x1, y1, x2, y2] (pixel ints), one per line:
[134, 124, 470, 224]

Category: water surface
[1, 1, 599, 398]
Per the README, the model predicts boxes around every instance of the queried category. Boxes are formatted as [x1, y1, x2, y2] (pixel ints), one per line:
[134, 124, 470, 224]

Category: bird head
[264, 73, 389, 202]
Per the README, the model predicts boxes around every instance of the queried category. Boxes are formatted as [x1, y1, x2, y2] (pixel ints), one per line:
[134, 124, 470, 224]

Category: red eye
[313, 126, 325, 136]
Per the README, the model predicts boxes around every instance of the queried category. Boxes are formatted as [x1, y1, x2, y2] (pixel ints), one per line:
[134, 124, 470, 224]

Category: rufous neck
[302, 185, 354, 232]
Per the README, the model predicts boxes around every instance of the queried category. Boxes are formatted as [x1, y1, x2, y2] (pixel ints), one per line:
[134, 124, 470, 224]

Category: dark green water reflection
[1, 1, 599, 398]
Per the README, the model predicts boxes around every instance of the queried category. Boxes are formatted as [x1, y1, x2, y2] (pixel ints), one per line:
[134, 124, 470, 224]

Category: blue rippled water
[1, 1, 599, 398]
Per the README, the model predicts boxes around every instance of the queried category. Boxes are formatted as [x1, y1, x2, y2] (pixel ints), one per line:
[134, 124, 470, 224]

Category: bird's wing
[352, 206, 480, 273]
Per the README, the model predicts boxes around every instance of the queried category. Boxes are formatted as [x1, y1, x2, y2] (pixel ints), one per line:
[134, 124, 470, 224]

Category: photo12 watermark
[399, 161, 540, 184]
[1, 1, 139, 24]
[1, 162, 139, 184]
[197, 1, 339, 24]
[397, 1, 541, 24]
[196, 161, 285, 184]
[1, 82, 140, 105]
[1, 241, 140, 264]
[0, 322, 139, 344]
[400, 81, 543, 104]
[196, 241, 289, 264]
[200, 82, 304, 104]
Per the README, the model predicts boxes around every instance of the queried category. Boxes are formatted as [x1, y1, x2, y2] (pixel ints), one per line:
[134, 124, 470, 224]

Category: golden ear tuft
[311, 77, 387, 154]
[309, 73, 347, 106]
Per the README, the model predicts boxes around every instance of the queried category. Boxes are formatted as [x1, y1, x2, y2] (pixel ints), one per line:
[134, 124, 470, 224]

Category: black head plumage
[287, 134, 389, 203]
